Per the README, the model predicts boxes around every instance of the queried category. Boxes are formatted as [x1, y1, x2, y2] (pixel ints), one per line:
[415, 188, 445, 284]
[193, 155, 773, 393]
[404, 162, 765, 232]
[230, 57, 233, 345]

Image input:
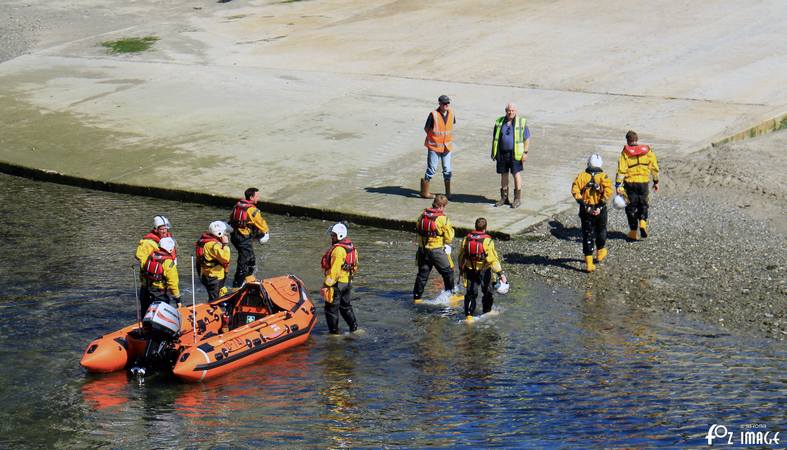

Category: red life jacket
[141, 229, 172, 243]
[465, 231, 491, 263]
[141, 232, 161, 244]
[321, 239, 358, 274]
[624, 144, 650, 157]
[143, 250, 175, 282]
[229, 199, 255, 228]
[195, 233, 227, 271]
[417, 208, 444, 237]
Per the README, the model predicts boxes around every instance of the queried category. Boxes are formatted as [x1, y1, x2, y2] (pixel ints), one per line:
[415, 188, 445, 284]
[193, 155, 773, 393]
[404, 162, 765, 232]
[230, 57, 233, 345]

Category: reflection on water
[0, 173, 784, 448]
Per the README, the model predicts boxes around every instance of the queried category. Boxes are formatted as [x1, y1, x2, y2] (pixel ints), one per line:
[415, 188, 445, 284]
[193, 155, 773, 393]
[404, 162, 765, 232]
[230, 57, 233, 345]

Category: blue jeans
[424, 151, 452, 181]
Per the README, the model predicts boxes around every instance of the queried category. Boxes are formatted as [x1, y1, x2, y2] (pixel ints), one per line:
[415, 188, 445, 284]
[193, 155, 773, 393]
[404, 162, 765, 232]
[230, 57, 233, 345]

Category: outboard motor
[131, 302, 181, 378]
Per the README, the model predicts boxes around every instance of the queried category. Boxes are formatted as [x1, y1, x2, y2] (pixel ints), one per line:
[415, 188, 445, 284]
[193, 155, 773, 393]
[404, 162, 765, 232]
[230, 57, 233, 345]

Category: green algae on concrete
[0, 91, 183, 185]
[101, 36, 159, 54]
[710, 111, 787, 148]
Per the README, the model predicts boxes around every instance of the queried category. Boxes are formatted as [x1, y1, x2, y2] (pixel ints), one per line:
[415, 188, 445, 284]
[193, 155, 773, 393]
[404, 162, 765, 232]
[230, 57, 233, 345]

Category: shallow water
[0, 173, 784, 448]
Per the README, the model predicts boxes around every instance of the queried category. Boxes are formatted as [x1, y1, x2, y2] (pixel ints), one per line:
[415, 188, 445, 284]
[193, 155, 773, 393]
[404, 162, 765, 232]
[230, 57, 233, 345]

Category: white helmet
[328, 223, 347, 240]
[613, 194, 627, 210]
[587, 154, 603, 169]
[495, 280, 510, 295]
[208, 221, 229, 238]
[153, 215, 171, 229]
[159, 237, 176, 253]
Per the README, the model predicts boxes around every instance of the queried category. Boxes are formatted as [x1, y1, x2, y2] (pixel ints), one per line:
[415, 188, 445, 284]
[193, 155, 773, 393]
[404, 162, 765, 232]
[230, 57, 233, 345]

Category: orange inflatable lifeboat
[80, 275, 317, 382]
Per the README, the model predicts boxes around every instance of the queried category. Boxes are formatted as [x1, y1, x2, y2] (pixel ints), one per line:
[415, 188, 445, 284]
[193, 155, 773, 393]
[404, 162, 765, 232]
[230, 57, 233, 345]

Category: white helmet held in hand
[587, 154, 603, 169]
[495, 280, 510, 295]
[328, 223, 348, 240]
[159, 237, 176, 253]
[153, 215, 171, 229]
[613, 194, 627, 210]
[208, 221, 229, 238]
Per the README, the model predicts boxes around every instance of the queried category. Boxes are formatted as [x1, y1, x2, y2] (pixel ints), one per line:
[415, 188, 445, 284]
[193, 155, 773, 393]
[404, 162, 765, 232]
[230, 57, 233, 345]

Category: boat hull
[173, 313, 316, 382]
[80, 275, 317, 382]
[80, 324, 146, 373]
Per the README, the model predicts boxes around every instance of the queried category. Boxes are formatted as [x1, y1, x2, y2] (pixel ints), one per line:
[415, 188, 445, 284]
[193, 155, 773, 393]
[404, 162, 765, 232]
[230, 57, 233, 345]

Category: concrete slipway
[0, 0, 785, 237]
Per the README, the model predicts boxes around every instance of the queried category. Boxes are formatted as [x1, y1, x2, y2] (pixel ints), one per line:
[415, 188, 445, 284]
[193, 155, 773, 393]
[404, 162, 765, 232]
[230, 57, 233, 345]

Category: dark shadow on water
[548, 219, 628, 242]
[365, 185, 494, 204]
[504, 252, 585, 273]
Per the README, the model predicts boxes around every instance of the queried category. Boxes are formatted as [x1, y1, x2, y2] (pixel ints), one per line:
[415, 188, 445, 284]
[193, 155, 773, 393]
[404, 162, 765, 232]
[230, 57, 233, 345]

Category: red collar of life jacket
[142, 232, 161, 243]
[234, 199, 256, 214]
[624, 144, 650, 157]
[198, 232, 221, 246]
[321, 239, 356, 272]
[153, 249, 175, 260]
[334, 238, 354, 251]
[423, 207, 444, 218]
[468, 231, 491, 240]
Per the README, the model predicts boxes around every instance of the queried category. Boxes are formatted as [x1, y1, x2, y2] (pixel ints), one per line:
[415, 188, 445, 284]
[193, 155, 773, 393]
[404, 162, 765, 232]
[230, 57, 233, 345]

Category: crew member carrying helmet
[572, 154, 613, 272]
[413, 194, 455, 302]
[458, 218, 507, 321]
[320, 223, 359, 334]
[134, 215, 172, 315]
[142, 237, 180, 310]
[196, 221, 231, 301]
[228, 187, 270, 287]
[616, 130, 660, 240]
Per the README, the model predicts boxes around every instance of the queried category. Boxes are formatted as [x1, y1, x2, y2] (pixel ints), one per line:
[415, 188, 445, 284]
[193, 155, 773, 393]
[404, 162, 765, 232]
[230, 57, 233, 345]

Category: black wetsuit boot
[336, 282, 358, 332]
[324, 297, 340, 334]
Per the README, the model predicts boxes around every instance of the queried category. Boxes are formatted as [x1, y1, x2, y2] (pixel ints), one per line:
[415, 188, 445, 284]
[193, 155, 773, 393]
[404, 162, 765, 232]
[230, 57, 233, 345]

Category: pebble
[499, 187, 785, 340]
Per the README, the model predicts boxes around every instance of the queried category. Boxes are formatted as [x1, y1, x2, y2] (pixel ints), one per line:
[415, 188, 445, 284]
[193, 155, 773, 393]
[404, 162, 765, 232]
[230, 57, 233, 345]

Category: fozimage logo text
[706, 424, 780, 446]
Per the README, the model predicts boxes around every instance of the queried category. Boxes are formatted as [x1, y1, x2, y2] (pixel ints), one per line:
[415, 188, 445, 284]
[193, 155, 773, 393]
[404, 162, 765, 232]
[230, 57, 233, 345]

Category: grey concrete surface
[0, 0, 785, 236]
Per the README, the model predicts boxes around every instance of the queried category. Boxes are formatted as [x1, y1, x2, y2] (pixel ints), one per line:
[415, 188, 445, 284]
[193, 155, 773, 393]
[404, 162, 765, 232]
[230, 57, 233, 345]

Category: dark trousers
[413, 247, 455, 299]
[231, 232, 256, 288]
[138, 285, 152, 319]
[464, 268, 494, 316]
[624, 182, 649, 230]
[324, 282, 357, 334]
[201, 275, 226, 301]
[148, 288, 177, 306]
[579, 205, 608, 255]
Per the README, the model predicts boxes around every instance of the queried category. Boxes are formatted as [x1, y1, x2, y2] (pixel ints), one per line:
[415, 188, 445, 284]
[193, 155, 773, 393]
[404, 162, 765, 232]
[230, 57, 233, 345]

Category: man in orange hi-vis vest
[421, 95, 455, 199]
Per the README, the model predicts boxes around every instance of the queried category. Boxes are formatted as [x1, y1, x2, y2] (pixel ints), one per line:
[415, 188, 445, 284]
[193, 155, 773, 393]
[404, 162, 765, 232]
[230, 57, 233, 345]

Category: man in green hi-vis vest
[490, 102, 531, 208]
